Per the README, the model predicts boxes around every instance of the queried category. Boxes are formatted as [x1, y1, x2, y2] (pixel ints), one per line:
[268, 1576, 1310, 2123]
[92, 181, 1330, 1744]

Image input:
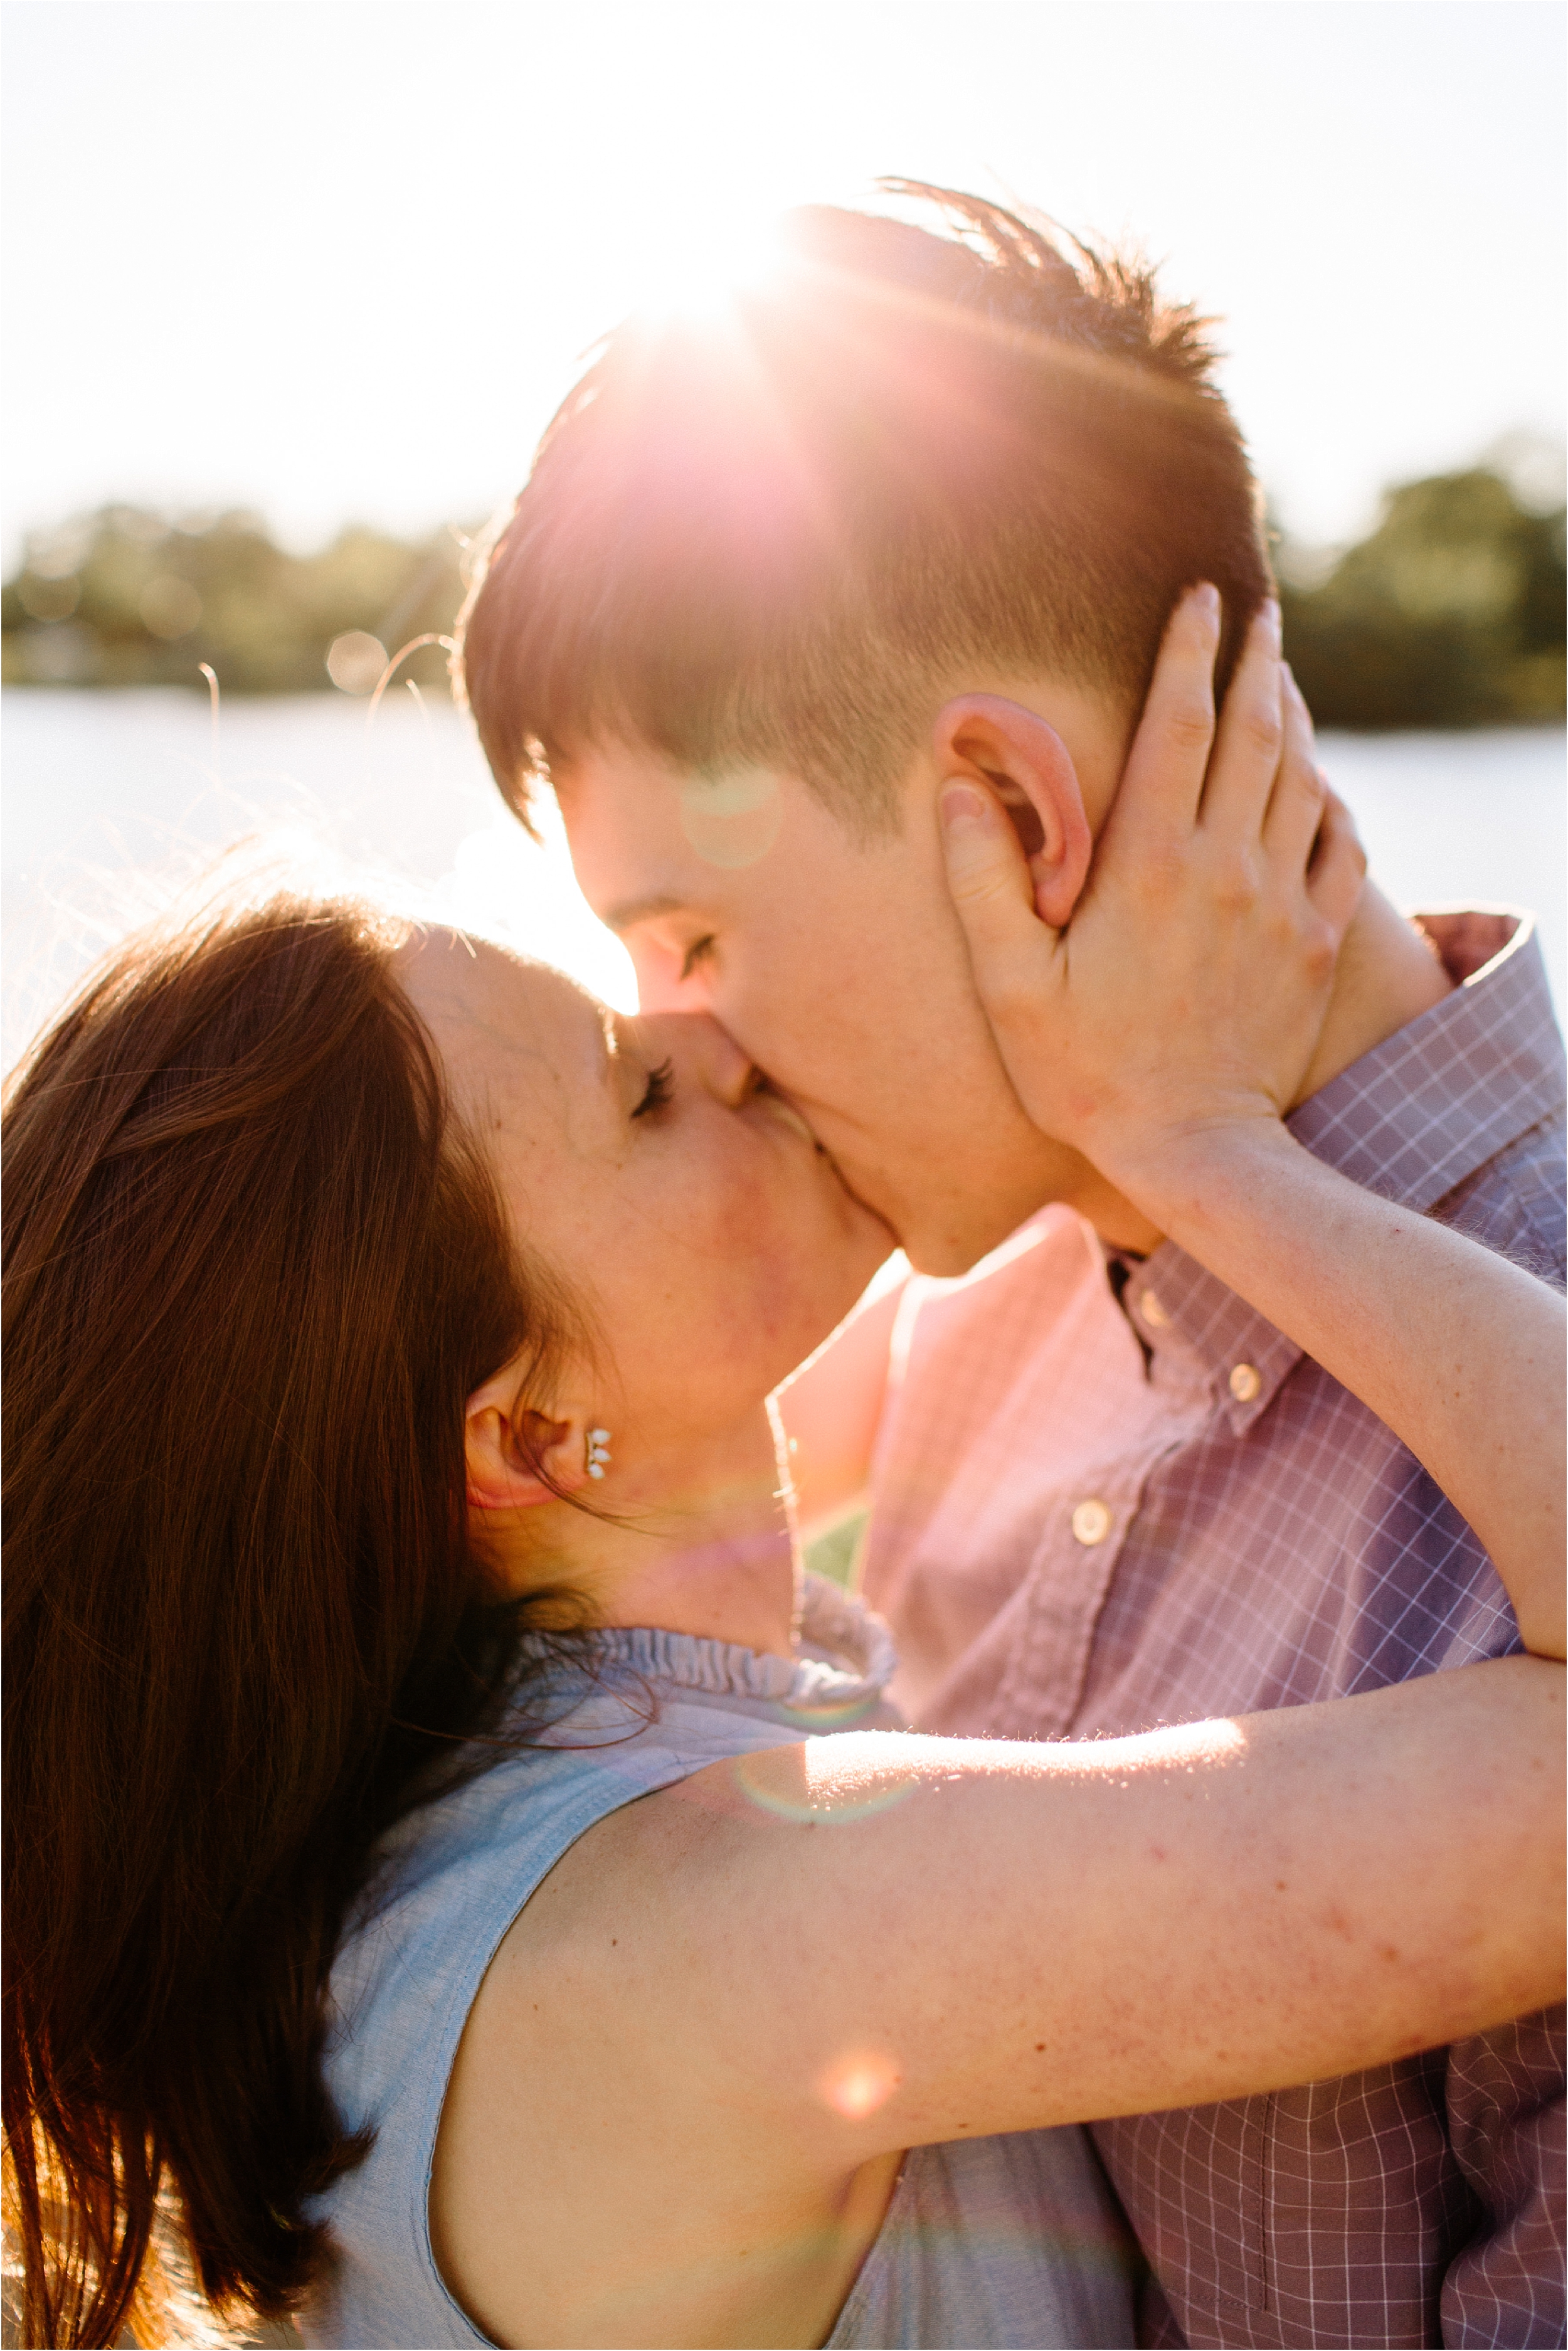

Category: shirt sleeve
[1441, 2007, 1567, 2348]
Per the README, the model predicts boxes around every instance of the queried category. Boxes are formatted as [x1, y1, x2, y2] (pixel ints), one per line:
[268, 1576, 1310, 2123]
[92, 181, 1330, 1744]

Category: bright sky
[3, 0, 1563, 563]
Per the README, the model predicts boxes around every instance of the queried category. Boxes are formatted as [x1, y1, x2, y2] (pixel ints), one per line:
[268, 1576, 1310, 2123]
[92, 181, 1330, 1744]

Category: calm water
[3, 689, 1564, 1071]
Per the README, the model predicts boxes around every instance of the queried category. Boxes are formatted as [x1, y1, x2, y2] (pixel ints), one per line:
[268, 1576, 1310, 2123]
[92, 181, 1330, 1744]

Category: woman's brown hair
[3, 890, 576, 2345]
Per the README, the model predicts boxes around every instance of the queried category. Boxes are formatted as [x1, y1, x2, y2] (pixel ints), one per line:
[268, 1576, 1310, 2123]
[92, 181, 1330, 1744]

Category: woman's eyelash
[679, 936, 716, 980]
[631, 1058, 675, 1119]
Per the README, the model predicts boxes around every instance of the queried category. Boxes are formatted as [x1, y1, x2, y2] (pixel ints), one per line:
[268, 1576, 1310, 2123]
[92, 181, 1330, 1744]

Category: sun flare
[625, 206, 789, 330]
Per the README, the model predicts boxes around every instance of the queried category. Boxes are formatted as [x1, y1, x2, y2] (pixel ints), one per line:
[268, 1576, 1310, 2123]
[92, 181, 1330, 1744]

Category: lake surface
[3, 689, 1564, 1071]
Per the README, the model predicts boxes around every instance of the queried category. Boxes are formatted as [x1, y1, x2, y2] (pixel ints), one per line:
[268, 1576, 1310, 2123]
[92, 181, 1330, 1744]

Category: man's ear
[464, 1364, 587, 1514]
[933, 695, 1091, 927]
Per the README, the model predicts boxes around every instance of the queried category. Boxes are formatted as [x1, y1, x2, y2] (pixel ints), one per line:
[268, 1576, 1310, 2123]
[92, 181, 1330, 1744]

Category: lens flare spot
[326, 630, 388, 694]
[679, 767, 783, 869]
[820, 2049, 900, 2120]
[731, 1744, 918, 1823]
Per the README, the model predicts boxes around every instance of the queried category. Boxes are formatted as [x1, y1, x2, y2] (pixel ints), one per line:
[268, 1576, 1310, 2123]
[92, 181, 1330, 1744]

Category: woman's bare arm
[454, 1651, 1561, 2204]
[1093, 1120, 1565, 1655]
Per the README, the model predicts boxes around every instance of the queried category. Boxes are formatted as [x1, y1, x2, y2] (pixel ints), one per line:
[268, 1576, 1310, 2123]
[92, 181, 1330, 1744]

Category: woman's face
[396, 931, 893, 1452]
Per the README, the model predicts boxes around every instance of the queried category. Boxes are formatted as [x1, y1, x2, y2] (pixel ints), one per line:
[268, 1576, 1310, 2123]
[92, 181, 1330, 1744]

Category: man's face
[554, 679, 1133, 1274]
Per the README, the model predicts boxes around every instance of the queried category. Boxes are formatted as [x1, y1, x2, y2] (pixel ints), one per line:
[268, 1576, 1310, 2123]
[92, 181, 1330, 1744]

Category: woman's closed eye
[632, 1058, 675, 1118]
[679, 935, 716, 982]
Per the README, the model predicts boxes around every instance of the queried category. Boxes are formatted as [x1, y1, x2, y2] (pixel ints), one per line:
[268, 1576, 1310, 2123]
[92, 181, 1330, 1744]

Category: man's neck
[1293, 879, 1455, 1102]
[1078, 879, 1456, 1255]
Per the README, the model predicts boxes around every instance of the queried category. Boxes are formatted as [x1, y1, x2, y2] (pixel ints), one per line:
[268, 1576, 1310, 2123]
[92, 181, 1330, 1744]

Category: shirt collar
[539, 1573, 900, 1737]
[1112, 910, 1565, 1433]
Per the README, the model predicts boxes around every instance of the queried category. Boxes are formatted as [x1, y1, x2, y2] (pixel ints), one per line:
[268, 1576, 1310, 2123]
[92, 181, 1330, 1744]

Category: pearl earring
[585, 1427, 612, 1480]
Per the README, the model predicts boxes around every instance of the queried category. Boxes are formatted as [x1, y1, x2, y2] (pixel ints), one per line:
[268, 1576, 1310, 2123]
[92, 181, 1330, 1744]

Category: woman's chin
[845, 1204, 901, 1285]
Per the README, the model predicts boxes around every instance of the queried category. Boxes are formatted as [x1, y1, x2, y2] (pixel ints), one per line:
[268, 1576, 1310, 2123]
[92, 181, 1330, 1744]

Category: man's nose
[629, 939, 695, 1016]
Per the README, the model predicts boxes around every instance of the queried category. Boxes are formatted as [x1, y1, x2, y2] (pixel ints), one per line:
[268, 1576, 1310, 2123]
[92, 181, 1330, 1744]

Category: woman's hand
[938, 585, 1365, 1218]
[941, 583, 1564, 1655]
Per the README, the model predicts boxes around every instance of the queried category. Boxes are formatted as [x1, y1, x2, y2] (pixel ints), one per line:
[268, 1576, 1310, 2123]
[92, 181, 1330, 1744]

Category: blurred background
[3, 0, 1564, 1071]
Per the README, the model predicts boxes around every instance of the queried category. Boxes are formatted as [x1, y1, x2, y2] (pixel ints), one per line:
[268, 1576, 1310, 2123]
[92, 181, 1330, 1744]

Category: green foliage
[804, 1510, 867, 1593]
[4, 467, 1564, 729]
[1, 507, 468, 696]
[1278, 469, 1565, 730]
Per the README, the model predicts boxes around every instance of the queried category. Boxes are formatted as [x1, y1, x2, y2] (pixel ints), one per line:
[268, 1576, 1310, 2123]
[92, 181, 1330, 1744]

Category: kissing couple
[6, 188, 1563, 2351]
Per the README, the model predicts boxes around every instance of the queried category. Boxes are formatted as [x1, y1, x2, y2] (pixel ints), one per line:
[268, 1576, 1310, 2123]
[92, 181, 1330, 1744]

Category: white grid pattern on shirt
[866, 920, 1567, 2347]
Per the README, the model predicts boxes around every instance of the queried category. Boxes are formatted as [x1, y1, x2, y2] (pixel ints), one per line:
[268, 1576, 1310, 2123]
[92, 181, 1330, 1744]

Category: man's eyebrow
[601, 891, 690, 935]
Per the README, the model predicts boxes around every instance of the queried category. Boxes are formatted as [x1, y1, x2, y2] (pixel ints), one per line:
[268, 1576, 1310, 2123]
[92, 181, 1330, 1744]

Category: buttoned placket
[986, 1300, 1217, 1742]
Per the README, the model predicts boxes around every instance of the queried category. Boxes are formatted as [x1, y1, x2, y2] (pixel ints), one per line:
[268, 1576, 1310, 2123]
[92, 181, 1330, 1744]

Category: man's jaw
[760, 1073, 1160, 1274]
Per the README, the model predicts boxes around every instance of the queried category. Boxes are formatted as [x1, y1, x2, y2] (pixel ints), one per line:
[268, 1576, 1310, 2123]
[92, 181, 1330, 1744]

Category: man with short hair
[459, 186, 1565, 2345]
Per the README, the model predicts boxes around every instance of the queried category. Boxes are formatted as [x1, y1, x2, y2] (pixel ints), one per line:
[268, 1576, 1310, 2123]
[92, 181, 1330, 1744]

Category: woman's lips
[756, 1081, 898, 1243]
[760, 1089, 822, 1150]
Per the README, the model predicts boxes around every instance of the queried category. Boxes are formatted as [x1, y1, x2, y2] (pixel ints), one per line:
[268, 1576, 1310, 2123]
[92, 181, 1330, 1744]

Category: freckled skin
[554, 699, 1140, 1273]
[395, 929, 894, 1660]
[396, 932, 891, 1467]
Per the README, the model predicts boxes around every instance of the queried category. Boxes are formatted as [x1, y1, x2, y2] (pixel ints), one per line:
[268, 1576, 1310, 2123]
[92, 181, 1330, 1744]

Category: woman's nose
[642, 1011, 758, 1109]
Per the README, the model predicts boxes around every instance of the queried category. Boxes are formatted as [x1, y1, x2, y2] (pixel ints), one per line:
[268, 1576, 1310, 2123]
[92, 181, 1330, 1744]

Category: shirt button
[1229, 1362, 1262, 1403]
[1071, 1498, 1113, 1547]
[1140, 1289, 1170, 1328]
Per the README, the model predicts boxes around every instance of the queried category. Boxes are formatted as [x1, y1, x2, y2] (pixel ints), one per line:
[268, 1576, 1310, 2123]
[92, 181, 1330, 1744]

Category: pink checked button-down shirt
[860, 913, 1567, 2350]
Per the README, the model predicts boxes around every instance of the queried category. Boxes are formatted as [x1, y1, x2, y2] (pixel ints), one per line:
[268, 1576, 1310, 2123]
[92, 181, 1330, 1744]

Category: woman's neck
[484, 1406, 800, 1661]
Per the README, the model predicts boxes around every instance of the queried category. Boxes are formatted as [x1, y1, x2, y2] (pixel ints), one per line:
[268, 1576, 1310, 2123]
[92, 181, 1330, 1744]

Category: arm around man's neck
[1064, 886, 1459, 1257]
[1110, 1112, 1565, 1661]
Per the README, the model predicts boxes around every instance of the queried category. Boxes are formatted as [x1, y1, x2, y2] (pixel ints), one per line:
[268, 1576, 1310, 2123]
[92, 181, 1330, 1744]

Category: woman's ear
[463, 1366, 588, 1514]
[933, 695, 1092, 928]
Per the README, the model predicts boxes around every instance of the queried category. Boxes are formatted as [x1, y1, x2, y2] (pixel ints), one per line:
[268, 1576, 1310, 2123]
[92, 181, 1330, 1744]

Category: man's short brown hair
[459, 184, 1272, 834]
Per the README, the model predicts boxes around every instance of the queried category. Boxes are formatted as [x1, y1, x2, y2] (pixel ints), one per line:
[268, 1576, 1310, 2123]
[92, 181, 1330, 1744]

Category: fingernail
[940, 782, 990, 832]
[1191, 582, 1221, 623]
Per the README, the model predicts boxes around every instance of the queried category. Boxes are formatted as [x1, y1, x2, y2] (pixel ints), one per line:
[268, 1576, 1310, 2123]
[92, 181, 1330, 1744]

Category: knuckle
[1163, 701, 1214, 754]
[950, 861, 1015, 912]
[1302, 926, 1338, 985]
[1133, 851, 1187, 910]
[1239, 703, 1284, 759]
[1212, 851, 1261, 915]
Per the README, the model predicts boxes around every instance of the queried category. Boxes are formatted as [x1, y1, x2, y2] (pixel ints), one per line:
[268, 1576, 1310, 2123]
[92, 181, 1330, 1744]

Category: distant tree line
[1278, 467, 1564, 729]
[1, 510, 465, 697]
[3, 465, 1564, 729]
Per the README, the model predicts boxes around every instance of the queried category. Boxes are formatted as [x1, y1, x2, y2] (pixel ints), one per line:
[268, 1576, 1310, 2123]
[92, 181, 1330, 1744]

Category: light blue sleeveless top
[299, 1578, 1139, 2349]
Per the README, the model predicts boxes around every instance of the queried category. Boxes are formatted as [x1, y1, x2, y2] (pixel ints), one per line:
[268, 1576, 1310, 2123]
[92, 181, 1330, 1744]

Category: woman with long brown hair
[4, 644, 1562, 2348]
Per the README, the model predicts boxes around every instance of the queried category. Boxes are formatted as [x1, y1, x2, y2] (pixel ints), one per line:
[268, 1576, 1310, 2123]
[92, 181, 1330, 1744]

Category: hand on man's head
[940, 586, 1366, 1219]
